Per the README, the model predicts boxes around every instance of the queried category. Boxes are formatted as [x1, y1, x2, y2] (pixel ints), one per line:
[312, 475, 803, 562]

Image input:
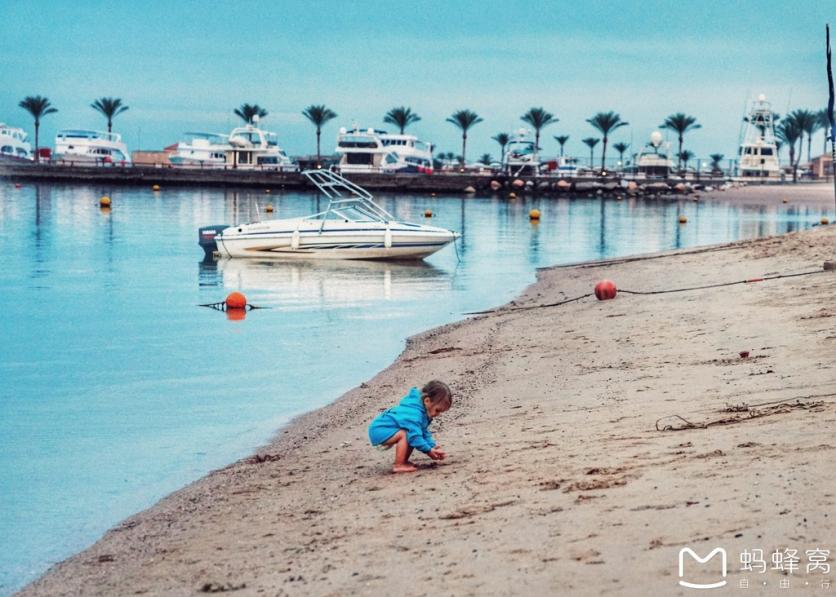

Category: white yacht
[169, 132, 230, 168]
[630, 131, 673, 179]
[203, 170, 457, 260]
[53, 129, 131, 164]
[336, 127, 434, 174]
[225, 121, 295, 171]
[737, 94, 780, 180]
[503, 129, 540, 176]
[555, 156, 580, 178]
[0, 123, 32, 160]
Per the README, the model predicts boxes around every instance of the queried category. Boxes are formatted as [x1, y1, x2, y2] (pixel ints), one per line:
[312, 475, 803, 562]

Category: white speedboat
[336, 127, 433, 174]
[503, 129, 540, 176]
[54, 129, 131, 164]
[0, 123, 32, 160]
[169, 132, 230, 168]
[736, 94, 780, 180]
[204, 170, 458, 261]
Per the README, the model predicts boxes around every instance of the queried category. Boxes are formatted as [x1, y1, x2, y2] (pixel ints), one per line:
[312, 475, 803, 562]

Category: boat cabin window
[760, 147, 773, 156]
[258, 156, 279, 165]
[345, 152, 374, 165]
[385, 152, 399, 165]
[1, 145, 12, 154]
[238, 152, 251, 165]
[339, 135, 378, 148]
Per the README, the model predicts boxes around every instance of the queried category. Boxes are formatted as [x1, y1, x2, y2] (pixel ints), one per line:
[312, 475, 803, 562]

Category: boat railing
[302, 169, 396, 224]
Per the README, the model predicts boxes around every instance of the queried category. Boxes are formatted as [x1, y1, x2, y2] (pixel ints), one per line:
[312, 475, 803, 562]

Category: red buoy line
[198, 292, 268, 313]
[466, 267, 828, 316]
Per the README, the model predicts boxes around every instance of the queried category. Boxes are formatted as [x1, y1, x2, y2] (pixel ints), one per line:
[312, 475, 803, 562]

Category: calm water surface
[0, 183, 828, 593]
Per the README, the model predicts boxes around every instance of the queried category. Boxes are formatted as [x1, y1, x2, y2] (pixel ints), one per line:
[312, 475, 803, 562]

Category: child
[368, 380, 452, 473]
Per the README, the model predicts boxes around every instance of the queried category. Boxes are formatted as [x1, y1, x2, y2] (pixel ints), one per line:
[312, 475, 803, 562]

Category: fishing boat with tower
[736, 94, 780, 180]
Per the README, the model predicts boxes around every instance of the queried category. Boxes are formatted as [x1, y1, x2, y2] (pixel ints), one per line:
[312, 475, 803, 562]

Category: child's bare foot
[392, 463, 417, 473]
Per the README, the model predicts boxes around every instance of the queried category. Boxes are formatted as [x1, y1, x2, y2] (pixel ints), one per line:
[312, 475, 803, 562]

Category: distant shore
[18, 187, 836, 596]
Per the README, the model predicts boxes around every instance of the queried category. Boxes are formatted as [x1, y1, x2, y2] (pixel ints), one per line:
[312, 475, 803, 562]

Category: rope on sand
[466, 268, 828, 316]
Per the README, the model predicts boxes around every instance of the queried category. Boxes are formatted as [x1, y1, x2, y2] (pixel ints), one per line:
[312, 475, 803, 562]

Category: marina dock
[0, 161, 732, 194]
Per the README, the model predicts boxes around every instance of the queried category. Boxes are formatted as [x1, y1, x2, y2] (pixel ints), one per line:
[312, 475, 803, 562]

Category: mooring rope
[466, 267, 828, 316]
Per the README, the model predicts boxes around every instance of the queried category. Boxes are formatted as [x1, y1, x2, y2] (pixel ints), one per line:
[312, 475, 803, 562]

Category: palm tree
[660, 113, 701, 169]
[520, 107, 558, 159]
[612, 142, 630, 167]
[479, 153, 492, 166]
[679, 150, 695, 171]
[302, 104, 338, 167]
[383, 106, 420, 134]
[709, 153, 724, 174]
[777, 119, 802, 182]
[492, 133, 510, 163]
[18, 95, 57, 162]
[90, 97, 129, 133]
[446, 109, 483, 166]
[788, 109, 817, 164]
[582, 137, 599, 169]
[234, 103, 268, 124]
[586, 111, 628, 171]
[553, 135, 570, 158]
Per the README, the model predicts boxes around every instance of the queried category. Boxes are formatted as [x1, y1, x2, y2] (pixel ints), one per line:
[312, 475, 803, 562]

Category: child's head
[421, 380, 452, 418]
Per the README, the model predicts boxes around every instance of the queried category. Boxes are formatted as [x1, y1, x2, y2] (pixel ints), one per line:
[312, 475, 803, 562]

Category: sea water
[0, 183, 827, 594]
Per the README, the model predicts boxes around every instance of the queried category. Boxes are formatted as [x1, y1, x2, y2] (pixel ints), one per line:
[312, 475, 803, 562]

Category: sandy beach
[19, 185, 836, 596]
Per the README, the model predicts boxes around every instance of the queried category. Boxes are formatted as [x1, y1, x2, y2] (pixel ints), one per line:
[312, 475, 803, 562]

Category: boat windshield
[338, 135, 379, 148]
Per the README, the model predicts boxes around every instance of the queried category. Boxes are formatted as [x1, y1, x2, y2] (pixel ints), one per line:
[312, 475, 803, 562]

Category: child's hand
[428, 447, 446, 461]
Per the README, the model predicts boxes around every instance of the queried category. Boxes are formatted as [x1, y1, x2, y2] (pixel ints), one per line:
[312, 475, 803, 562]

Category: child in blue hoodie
[368, 380, 451, 473]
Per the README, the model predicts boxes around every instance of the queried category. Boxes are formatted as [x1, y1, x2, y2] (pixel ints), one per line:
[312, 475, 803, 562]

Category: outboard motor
[198, 224, 228, 258]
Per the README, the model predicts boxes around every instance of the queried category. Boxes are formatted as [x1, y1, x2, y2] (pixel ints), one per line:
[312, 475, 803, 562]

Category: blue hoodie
[368, 387, 436, 453]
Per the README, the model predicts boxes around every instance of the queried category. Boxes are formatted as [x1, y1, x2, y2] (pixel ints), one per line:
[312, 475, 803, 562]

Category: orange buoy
[678, 215, 688, 224]
[424, 209, 433, 218]
[265, 203, 274, 213]
[225, 291, 247, 310]
[508, 192, 517, 199]
[529, 208, 541, 220]
[821, 217, 830, 225]
[152, 184, 161, 191]
[14, 183, 22, 189]
[99, 196, 112, 208]
[594, 280, 617, 301]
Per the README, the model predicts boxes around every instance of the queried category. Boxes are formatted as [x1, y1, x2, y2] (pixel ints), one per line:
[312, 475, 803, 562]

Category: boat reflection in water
[202, 256, 453, 310]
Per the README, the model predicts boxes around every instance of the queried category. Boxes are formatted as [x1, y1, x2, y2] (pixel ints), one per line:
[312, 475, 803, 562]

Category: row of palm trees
[776, 109, 831, 181]
[17, 95, 830, 173]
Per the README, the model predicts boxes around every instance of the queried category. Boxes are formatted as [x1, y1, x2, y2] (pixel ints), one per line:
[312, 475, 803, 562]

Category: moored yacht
[169, 132, 230, 168]
[53, 129, 130, 164]
[336, 127, 433, 174]
[737, 94, 780, 180]
[202, 170, 457, 260]
[0, 123, 32, 160]
[503, 129, 540, 176]
[226, 121, 296, 171]
[629, 131, 673, 179]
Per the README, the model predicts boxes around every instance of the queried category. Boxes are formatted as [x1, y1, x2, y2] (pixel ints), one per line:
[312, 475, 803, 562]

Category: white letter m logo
[678, 547, 728, 589]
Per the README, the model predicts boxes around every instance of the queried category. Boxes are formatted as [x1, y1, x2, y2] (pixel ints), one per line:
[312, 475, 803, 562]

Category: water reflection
[209, 257, 451, 308]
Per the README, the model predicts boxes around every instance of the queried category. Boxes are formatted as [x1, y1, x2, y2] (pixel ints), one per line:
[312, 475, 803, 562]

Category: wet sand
[18, 186, 836, 596]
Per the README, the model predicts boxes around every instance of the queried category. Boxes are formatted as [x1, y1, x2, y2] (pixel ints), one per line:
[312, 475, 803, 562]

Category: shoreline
[18, 186, 836, 596]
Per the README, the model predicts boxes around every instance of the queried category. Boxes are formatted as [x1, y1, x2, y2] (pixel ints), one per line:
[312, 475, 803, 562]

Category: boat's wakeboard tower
[302, 169, 396, 225]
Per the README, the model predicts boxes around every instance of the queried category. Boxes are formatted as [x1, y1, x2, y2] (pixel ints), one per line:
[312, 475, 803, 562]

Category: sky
[0, 1, 833, 163]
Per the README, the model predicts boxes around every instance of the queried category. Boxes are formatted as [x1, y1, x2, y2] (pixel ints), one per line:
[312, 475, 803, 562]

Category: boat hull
[215, 220, 456, 260]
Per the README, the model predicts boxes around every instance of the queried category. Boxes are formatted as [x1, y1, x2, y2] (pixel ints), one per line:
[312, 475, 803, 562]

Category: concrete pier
[0, 161, 731, 194]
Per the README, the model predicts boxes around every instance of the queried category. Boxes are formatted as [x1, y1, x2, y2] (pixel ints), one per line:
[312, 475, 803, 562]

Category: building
[809, 153, 833, 179]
